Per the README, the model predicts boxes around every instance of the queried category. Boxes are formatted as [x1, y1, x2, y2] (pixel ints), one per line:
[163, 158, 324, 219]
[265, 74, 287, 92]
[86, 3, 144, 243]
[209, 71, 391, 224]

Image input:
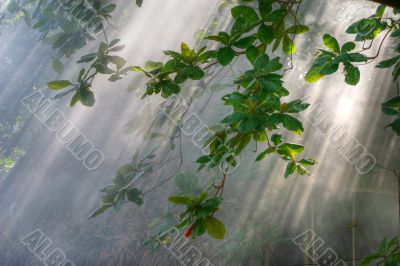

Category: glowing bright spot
[336, 96, 353, 119]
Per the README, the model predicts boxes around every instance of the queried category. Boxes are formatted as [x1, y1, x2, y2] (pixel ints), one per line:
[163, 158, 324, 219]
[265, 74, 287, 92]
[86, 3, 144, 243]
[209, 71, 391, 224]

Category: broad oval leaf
[322, 34, 340, 54]
[205, 216, 226, 239]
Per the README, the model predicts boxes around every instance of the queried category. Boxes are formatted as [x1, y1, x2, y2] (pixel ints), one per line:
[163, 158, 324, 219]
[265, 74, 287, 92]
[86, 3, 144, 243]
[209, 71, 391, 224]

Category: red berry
[183, 224, 194, 238]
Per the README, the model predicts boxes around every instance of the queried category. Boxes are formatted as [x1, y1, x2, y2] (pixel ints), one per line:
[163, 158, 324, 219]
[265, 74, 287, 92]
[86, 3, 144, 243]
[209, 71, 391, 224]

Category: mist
[0, 0, 398, 265]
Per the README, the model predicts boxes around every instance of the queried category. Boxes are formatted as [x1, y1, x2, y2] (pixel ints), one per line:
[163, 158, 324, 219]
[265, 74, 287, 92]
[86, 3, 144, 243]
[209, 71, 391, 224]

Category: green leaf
[202, 197, 222, 210]
[136, 0, 143, 7]
[265, 9, 286, 22]
[258, 0, 272, 20]
[381, 96, 400, 115]
[145, 60, 163, 70]
[272, 37, 282, 52]
[52, 59, 64, 74]
[205, 216, 226, 239]
[256, 150, 269, 161]
[376, 56, 400, 69]
[168, 196, 192, 205]
[322, 34, 340, 54]
[70, 92, 80, 107]
[109, 45, 126, 52]
[192, 218, 207, 238]
[246, 45, 259, 65]
[284, 161, 296, 178]
[231, 5, 260, 25]
[181, 42, 192, 60]
[196, 155, 211, 164]
[254, 54, 270, 72]
[187, 66, 205, 80]
[320, 62, 339, 75]
[197, 50, 216, 63]
[161, 80, 180, 97]
[164, 50, 185, 61]
[79, 89, 95, 107]
[348, 53, 368, 62]
[174, 173, 200, 194]
[264, 57, 282, 73]
[95, 62, 114, 74]
[108, 55, 126, 69]
[305, 64, 325, 83]
[258, 24, 274, 44]
[385, 118, 400, 135]
[98, 42, 108, 57]
[195, 192, 209, 205]
[89, 204, 112, 218]
[341, 42, 356, 53]
[271, 134, 282, 145]
[286, 25, 309, 34]
[360, 253, 385, 266]
[278, 143, 304, 155]
[284, 100, 310, 113]
[162, 59, 177, 72]
[216, 47, 235, 66]
[101, 4, 116, 13]
[375, 5, 385, 18]
[109, 39, 120, 47]
[275, 113, 304, 135]
[344, 63, 360, 85]
[299, 158, 317, 166]
[282, 34, 296, 54]
[205, 32, 231, 45]
[296, 165, 309, 176]
[77, 53, 97, 64]
[48, 80, 72, 90]
[127, 188, 144, 205]
[233, 36, 257, 48]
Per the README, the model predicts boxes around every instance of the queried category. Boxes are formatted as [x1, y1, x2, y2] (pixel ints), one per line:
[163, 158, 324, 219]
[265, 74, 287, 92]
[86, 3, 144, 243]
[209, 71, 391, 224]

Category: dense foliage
[306, 4, 400, 135]
[92, 0, 319, 240]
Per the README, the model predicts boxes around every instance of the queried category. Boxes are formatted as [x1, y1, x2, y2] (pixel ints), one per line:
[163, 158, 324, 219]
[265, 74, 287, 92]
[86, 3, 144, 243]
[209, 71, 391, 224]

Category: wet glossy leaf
[320, 62, 339, 75]
[271, 134, 282, 145]
[70, 92, 80, 107]
[282, 34, 296, 54]
[284, 161, 296, 178]
[341, 42, 356, 53]
[246, 45, 259, 64]
[385, 118, 400, 135]
[258, 24, 274, 44]
[381, 96, 400, 115]
[344, 63, 360, 85]
[322, 34, 340, 54]
[376, 56, 400, 69]
[299, 158, 317, 166]
[305, 64, 325, 83]
[348, 53, 368, 62]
